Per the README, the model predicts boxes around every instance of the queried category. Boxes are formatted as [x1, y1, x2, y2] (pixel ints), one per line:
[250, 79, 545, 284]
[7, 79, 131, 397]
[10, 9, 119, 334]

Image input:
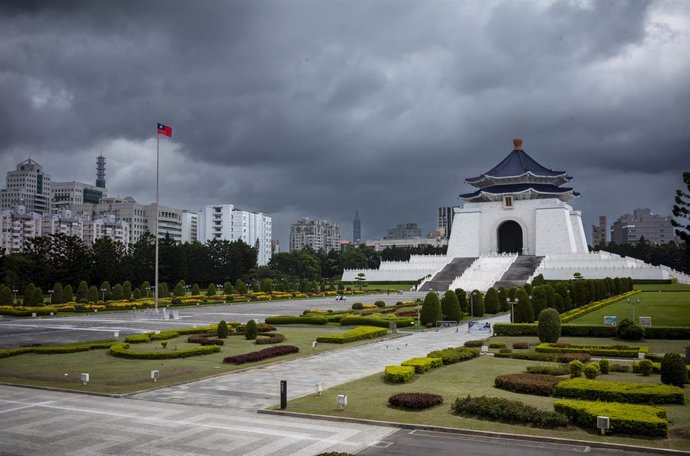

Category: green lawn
[488, 335, 688, 355]
[568, 291, 690, 327]
[285, 355, 690, 451]
[0, 328, 394, 394]
[635, 283, 690, 291]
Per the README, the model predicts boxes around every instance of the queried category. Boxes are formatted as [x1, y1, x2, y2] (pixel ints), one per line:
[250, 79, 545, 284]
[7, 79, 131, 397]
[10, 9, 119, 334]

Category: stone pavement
[0, 385, 395, 456]
[132, 314, 510, 410]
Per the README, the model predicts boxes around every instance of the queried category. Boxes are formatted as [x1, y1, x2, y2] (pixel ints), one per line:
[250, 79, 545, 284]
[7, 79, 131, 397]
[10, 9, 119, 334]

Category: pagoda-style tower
[447, 137, 587, 257]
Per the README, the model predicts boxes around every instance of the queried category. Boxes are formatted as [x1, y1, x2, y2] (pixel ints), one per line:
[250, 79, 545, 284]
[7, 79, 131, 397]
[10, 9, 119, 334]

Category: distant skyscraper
[591, 215, 607, 246]
[437, 207, 455, 239]
[0, 159, 52, 214]
[290, 218, 341, 253]
[96, 155, 106, 188]
[610, 208, 678, 245]
[353, 209, 361, 242]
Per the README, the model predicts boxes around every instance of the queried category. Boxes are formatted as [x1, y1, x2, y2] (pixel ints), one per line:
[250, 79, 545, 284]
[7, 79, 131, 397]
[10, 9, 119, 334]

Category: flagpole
[154, 128, 160, 312]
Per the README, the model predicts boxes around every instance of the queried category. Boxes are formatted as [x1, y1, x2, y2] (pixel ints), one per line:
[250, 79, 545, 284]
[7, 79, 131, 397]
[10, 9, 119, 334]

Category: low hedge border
[553, 399, 668, 437]
[426, 347, 479, 365]
[535, 342, 648, 358]
[0, 340, 115, 359]
[493, 351, 557, 362]
[451, 395, 568, 428]
[384, 365, 415, 384]
[316, 326, 387, 344]
[339, 316, 415, 328]
[560, 290, 640, 323]
[493, 323, 690, 339]
[494, 373, 562, 396]
[223, 345, 299, 364]
[401, 357, 443, 374]
[526, 364, 570, 376]
[110, 342, 220, 359]
[264, 315, 328, 325]
[554, 378, 686, 405]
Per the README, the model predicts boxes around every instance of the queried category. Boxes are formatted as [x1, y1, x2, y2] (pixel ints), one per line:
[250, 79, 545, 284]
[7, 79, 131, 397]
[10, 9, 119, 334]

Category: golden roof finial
[513, 137, 523, 150]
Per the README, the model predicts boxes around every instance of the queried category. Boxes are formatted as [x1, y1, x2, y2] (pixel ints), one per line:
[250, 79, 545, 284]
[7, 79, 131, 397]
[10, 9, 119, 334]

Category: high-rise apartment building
[0, 204, 43, 253]
[437, 207, 456, 239]
[289, 218, 341, 253]
[180, 211, 199, 243]
[42, 209, 84, 239]
[610, 208, 678, 245]
[197, 204, 272, 266]
[591, 215, 607, 246]
[0, 159, 52, 215]
[353, 210, 361, 243]
[384, 223, 421, 240]
[82, 214, 130, 248]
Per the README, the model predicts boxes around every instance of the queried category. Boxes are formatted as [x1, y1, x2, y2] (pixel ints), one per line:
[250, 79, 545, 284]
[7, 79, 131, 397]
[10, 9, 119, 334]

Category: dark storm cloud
[0, 0, 688, 246]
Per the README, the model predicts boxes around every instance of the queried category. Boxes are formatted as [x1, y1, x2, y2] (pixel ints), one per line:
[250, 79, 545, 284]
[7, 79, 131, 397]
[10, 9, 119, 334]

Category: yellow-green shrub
[384, 365, 415, 383]
[316, 326, 387, 343]
[553, 399, 668, 437]
[401, 357, 443, 373]
[554, 378, 685, 404]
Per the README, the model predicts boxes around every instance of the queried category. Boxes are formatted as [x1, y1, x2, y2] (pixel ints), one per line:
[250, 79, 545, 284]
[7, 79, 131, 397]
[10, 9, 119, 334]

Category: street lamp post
[508, 298, 519, 323]
[12, 288, 18, 305]
[627, 297, 641, 323]
[417, 300, 421, 328]
[468, 291, 479, 333]
[48, 289, 54, 305]
[100, 288, 106, 302]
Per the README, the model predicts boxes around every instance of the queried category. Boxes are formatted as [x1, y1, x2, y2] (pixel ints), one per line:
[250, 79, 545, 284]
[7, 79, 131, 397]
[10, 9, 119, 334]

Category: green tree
[0, 286, 13, 305]
[100, 281, 112, 301]
[260, 278, 273, 294]
[235, 279, 248, 294]
[63, 284, 74, 302]
[206, 283, 217, 296]
[671, 171, 690, 243]
[158, 282, 169, 298]
[51, 282, 63, 304]
[132, 288, 142, 299]
[23, 283, 36, 305]
[217, 320, 229, 338]
[245, 319, 258, 340]
[484, 288, 499, 314]
[660, 353, 688, 387]
[469, 290, 484, 317]
[76, 280, 89, 302]
[111, 284, 124, 300]
[530, 286, 548, 316]
[32, 287, 44, 306]
[87, 285, 99, 302]
[537, 308, 561, 343]
[223, 281, 234, 294]
[441, 290, 462, 323]
[497, 287, 509, 312]
[455, 288, 468, 313]
[140, 280, 151, 298]
[513, 288, 533, 323]
[420, 292, 442, 326]
[355, 272, 367, 290]
[191, 284, 200, 295]
[174, 280, 186, 297]
[122, 281, 133, 300]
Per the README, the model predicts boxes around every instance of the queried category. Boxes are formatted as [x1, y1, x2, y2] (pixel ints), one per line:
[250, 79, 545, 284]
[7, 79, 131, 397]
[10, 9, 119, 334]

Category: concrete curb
[258, 409, 688, 455]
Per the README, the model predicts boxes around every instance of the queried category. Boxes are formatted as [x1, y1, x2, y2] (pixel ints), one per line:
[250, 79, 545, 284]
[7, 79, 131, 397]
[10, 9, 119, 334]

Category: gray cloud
[0, 0, 688, 246]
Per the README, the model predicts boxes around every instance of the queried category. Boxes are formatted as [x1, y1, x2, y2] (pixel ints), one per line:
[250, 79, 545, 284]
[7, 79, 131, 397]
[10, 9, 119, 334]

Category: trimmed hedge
[494, 373, 562, 396]
[557, 353, 591, 363]
[264, 315, 328, 325]
[255, 333, 286, 345]
[339, 316, 415, 328]
[526, 364, 570, 376]
[401, 357, 443, 374]
[554, 378, 686, 404]
[494, 323, 690, 340]
[316, 326, 387, 344]
[389, 392, 443, 410]
[560, 290, 640, 323]
[110, 343, 220, 359]
[223, 345, 299, 364]
[451, 395, 568, 428]
[0, 340, 114, 358]
[426, 347, 479, 365]
[493, 351, 557, 362]
[384, 365, 416, 384]
[464, 340, 486, 348]
[535, 342, 648, 358]
[553, 400, 668, 437]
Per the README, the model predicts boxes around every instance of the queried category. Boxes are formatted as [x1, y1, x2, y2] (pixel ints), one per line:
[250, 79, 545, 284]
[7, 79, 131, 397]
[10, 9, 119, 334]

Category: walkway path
[132, 314, 510, 410]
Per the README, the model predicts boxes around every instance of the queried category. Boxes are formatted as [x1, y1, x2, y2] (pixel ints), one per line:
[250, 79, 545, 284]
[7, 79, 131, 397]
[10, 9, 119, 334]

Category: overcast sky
[1, 0, 688, 248]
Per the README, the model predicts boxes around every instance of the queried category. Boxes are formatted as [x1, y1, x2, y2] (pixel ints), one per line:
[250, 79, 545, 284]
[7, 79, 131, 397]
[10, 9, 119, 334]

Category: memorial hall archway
[498, 220, 523, 254]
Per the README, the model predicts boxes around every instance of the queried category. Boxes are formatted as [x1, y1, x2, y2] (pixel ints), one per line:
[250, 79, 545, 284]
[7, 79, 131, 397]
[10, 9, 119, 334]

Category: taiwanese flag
[157, 123, 172, 137]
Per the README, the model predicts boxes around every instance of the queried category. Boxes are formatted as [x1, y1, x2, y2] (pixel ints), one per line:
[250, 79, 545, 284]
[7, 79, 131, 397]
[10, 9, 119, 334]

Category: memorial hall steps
[418, 257, 476, 292]
[493, 255, 544, 289]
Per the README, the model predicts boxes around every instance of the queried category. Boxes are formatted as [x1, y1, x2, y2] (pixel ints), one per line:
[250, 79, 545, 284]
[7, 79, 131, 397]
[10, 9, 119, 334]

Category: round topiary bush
[569, 360, 584, 378]
[599, 359, 610, 375]
[638, 358, 654, 376]
[351, 302, 364, 310]
[217, 320, 229, 338]
[660, 352, 688, 387]
[244, 319, 258, 340]
[388, 392, 443, 410]
[537, 308, 561, 343]
[584, 362, 600, 379]
[374, 300, 385, 308]
[616, 318, 645, 341]
[420, 292, 442, 326]
[512, 341, 529, 350]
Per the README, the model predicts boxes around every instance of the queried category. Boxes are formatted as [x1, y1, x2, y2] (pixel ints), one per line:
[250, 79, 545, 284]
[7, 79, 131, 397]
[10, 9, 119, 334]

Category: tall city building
[96, 155, 106, 188]
[42, 209, 84, 239]
[610, 208, 678, 245]
[384, 223, 421, 240]
[0, 159, 52, 214]
[197, 204, 272, 266]
[82, 214, 130, 248]
[591, 215, 607, 246]
[0, 204, 43, 253]
[289, 218, 341, 253]
[180, 210, 199, 243]
[51, 156, 107, 212]
[353, 209, 361, 243]
[437, 207, 456, 239]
